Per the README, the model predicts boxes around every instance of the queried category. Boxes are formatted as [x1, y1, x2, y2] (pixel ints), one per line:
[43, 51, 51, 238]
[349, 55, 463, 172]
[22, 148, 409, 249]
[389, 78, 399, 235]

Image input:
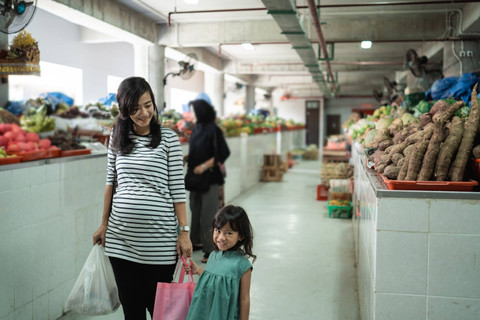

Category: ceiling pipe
[167, 1, 478, 26]
[306, 0, 337, 94]
[217, 41, 319, 55]
[328, 38, 480, 44]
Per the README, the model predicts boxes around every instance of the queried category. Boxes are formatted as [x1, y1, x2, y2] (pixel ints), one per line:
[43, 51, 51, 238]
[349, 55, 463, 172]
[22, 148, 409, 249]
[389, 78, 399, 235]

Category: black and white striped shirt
[105, 127, 186, 265]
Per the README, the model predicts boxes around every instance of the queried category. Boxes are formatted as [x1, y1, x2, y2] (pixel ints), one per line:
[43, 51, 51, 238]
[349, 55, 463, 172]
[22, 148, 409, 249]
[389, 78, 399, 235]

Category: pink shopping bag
[152, 257, 196, 320]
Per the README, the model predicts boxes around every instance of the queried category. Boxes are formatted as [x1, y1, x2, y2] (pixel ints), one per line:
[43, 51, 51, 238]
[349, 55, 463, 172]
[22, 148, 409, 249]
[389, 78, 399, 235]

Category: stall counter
[352, 143, 480, 320]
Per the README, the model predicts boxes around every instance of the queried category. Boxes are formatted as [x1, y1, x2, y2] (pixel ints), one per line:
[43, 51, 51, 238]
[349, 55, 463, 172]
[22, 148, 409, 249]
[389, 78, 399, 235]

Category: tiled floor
[61, 159, 360, 320]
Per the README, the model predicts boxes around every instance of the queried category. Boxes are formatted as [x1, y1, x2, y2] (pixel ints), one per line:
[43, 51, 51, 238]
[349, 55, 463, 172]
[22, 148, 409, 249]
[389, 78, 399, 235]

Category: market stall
[348, 85, 480, 319]
[352, 142, 480, 320]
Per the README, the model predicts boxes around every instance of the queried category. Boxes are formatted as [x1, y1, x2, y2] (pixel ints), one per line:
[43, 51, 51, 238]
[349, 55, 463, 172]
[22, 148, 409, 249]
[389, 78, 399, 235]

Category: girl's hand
[185, 259, 204, 276]
[93, 224, 107, 247]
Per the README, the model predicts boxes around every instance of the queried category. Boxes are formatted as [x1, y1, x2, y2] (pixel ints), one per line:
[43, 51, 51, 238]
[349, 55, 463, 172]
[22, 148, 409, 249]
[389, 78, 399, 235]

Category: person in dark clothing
[184, 99, 230, 263]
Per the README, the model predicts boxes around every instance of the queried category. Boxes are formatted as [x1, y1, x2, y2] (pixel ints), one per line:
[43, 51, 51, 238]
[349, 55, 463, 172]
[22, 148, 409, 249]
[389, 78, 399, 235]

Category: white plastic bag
[65, 244, 120, 315]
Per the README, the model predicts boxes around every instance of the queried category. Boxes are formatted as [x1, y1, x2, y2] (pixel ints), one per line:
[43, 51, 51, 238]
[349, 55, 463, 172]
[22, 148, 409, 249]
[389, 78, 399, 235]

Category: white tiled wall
[353, 143, 480, 320]
[1, 130, 305, 320]
[0, 156, 107, 320]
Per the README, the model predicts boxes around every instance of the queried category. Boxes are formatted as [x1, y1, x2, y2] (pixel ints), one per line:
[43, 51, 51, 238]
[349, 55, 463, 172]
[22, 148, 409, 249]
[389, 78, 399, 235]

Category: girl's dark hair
[190, 99, 216, 123]
[111, 77, 161, 155]
[212, 205, 256, 262]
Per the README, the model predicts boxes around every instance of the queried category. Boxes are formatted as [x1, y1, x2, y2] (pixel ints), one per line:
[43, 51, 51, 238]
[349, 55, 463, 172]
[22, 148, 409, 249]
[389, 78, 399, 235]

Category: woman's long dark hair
[111, 77, 161, 155]
[212, 205, 256, 262]
[190, 99, 216, 124]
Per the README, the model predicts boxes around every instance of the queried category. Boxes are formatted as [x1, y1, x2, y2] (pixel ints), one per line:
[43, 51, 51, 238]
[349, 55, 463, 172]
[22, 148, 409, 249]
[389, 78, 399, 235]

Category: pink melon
[26, 132, 39, 142]
[7, 143, 20, 154]
[38, 139, 51, 150]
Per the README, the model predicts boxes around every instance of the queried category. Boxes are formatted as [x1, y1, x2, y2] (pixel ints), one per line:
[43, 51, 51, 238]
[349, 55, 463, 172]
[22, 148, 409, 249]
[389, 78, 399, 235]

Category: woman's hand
[177, 232, 193, 258]
[93, 224, 107, 247]
[193, 164, 205, 175]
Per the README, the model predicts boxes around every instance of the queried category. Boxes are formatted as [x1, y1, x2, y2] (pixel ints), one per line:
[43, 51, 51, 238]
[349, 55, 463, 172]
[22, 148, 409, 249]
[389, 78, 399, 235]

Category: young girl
[186, 205, 256, 320]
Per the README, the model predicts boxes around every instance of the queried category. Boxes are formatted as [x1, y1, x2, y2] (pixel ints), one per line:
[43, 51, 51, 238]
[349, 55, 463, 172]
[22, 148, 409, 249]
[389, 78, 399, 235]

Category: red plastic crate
[0, 155, 22, 165]
[60, 148, 91, 157]
[317, 185, 329, 201]
[379, 173, 478, 192]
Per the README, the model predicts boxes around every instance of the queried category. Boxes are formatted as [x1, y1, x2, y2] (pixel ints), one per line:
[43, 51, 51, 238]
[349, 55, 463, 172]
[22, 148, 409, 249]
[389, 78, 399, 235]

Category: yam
[388, 118, 404, 136]
[434, 116, 464, 181]
[376, 163, 386, 173]
[450, 83, 480, 181]
[403, 144, 415, 157]
[435, 100, 464, 123]
[473, 145, 480, 159]
[429, 100, 449, 115]
[393, 129, 408, 145]
[378, 139, 393, 151]
[397, 158, 404, 167]
[385, 145, 394, 154]
[417, 120, 444, 181]
[419, 113, 432, 127]
[405, 140, 429, 181]
[397, 149, 413, 180]
[384, 164, 401, 180]
[391, 153, 404, 166]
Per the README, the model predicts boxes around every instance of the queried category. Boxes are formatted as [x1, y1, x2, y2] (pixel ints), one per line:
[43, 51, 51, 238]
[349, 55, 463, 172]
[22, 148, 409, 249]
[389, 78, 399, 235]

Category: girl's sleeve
[106, 130, 116, 186]
[166, 129, 187, 203]
[238, 257, 253, 275]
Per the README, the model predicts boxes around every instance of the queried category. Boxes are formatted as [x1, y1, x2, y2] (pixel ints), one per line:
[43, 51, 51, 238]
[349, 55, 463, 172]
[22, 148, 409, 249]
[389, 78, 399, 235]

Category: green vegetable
[456, 106, 471, 118]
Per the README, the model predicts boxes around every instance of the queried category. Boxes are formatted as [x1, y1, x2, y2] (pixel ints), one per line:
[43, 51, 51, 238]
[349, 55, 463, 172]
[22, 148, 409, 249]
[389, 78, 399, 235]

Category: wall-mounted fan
[163, 53, 198, 85]
[384, 76, 397, 95]
[0, 0, 36, 34]
[406, 49, 444, 78]
[372, 89, 384, 102]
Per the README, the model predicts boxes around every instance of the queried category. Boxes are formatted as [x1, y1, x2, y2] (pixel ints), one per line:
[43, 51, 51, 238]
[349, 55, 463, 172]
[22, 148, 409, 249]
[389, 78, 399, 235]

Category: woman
[185, 99, 230, 263]
[92, 76, 192, 319]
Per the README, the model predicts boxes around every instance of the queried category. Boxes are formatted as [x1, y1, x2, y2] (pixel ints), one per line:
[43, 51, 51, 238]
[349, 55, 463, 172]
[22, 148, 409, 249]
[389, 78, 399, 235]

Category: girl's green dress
[187, 250, 252, 320]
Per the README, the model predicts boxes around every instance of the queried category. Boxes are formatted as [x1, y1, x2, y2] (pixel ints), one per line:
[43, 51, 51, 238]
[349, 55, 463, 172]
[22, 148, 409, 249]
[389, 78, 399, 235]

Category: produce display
[0, 123, 55, 155]
[328, 199, 350, 207]
[364, 84, 480, 183]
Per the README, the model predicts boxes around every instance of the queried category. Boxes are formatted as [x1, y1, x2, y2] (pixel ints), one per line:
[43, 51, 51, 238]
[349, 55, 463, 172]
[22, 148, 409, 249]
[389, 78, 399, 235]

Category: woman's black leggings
[109, 257, 176, 319]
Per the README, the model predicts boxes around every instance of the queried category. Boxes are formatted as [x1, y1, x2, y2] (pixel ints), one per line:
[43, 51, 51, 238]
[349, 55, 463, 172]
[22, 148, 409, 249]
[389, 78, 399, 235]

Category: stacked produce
[47, 131, 86, 151]
[367, 84, 480, 182]
[0, 123, 54, 154]
[20, 104, 56, 133]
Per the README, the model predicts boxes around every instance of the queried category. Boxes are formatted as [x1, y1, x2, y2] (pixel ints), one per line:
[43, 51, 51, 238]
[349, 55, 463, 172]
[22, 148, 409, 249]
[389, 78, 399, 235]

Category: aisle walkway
[61, 159, 359, 320]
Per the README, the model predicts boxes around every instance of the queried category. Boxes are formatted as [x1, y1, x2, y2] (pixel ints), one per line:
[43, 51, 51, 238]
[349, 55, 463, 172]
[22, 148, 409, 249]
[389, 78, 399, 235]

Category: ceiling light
[183, 0, 199, 4]
[241, 43, 255, 51]
[361, 41, 372, 49]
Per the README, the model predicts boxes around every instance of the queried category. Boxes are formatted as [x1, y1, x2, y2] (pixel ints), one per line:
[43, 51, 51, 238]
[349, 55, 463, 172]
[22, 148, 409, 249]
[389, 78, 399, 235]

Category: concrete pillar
[245, 85, 255, 115]
[0, 33, 8, 108]
[205, 71, 224, 116]
[134, 44, 149, 78]
[148, 44, 165, 111]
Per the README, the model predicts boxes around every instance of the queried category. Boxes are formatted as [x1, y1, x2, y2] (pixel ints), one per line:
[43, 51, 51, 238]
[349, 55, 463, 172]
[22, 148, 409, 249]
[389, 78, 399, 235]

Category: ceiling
[102, 1, 480, 99]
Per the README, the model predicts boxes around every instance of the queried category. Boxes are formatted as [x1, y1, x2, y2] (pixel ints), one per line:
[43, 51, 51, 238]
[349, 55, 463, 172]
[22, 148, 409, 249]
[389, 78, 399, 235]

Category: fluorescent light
[361, 41, 372, 49]
[183, 0, 199, 4]
[241, 43, 255, 51]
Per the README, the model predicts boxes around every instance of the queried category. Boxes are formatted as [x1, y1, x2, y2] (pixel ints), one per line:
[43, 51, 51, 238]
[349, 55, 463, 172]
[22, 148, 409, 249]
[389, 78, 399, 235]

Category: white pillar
[148, 44, 165, 110]
[134, 44, 149, 78]
[245, 85, 255, 115]
[0, 33, 8, 108]
[205, 71, 225, 116]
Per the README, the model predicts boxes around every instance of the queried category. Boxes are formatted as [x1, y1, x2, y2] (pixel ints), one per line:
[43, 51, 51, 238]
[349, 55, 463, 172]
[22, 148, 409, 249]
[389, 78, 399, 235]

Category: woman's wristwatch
[179, 225, 190, 232]
[201, 163, 206, 170]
